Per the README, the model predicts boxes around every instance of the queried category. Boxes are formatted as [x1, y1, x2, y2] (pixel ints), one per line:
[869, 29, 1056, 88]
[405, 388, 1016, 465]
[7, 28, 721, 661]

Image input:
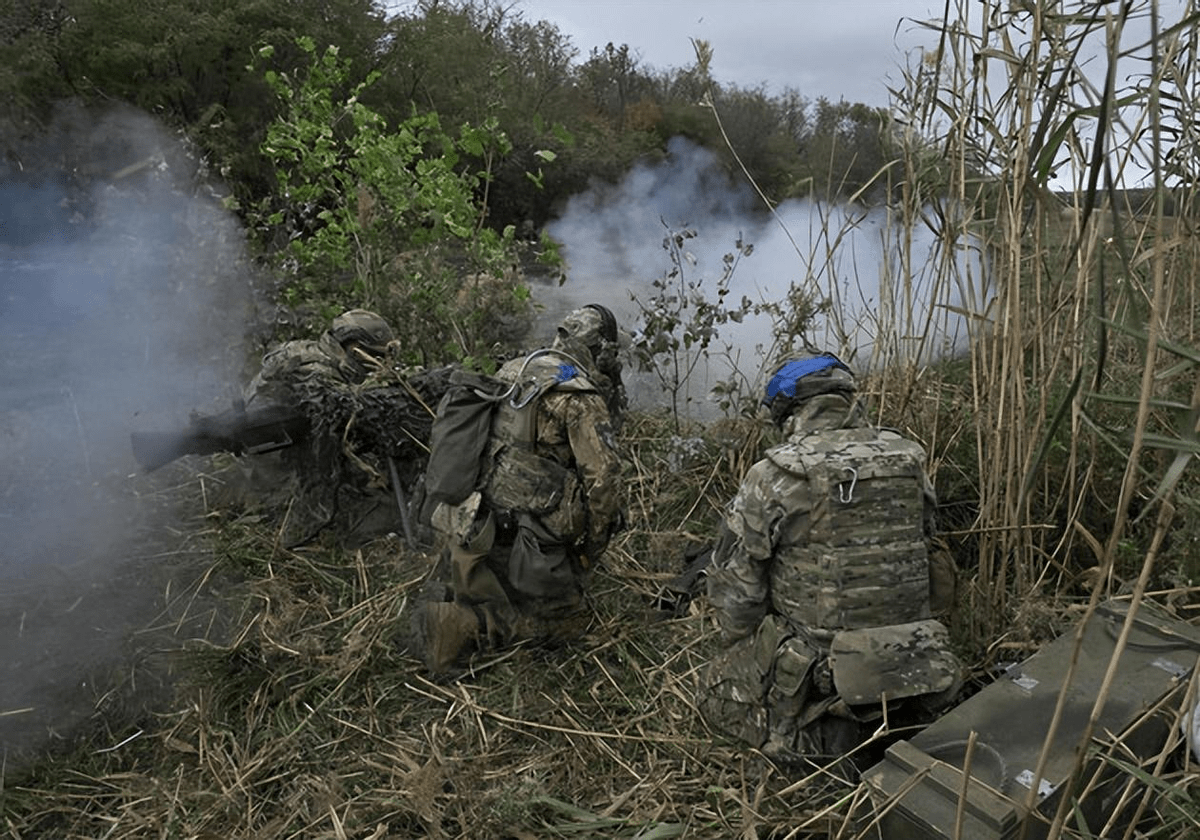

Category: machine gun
[130, 401, 310, 472]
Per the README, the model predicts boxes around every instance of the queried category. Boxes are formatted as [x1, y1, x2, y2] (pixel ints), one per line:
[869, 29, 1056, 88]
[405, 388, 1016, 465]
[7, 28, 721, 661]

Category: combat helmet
[553, 303, 626, 421]
[329, 309, 395, 355]
[763, 351, 856, 427]
[555, 303, 618, 354]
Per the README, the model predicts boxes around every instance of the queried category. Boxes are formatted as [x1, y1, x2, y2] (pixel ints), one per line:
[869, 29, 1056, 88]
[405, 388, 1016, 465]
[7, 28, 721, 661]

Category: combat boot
[417, 602, 480, 674]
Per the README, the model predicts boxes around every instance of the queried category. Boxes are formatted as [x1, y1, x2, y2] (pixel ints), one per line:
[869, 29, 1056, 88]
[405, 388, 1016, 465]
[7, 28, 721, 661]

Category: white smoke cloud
[538, 136, 989, 417]
[0, 102, 258, 762]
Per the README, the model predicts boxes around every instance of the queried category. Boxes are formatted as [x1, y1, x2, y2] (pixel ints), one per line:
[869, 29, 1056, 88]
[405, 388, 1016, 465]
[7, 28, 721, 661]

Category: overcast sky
[515, 0, 945, 107]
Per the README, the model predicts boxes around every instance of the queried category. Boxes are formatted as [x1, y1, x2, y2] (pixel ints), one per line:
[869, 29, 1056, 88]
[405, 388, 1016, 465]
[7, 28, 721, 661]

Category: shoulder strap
[498, 349, 597, 446]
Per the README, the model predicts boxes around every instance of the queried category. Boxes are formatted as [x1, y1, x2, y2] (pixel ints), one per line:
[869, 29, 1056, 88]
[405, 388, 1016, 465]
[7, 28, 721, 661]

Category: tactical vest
[481, 350, 596, 520]
[766, 426, 932, 632]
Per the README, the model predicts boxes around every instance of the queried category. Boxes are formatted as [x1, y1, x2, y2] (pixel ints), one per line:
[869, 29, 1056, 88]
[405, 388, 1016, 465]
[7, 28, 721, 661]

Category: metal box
[861, 599, 1200, 840]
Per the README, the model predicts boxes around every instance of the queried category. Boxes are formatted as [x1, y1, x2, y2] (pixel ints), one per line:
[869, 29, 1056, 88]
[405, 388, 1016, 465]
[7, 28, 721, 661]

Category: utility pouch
[829, 619, 960, 705]
[773, 637, 818, 700]
[485, 445, 570, 515]
[507, 516, 577, 599]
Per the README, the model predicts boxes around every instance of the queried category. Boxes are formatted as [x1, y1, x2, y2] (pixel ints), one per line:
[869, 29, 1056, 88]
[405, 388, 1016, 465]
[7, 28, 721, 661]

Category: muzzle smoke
[536, 136, 988, 416]
[0, 102, 257, 762]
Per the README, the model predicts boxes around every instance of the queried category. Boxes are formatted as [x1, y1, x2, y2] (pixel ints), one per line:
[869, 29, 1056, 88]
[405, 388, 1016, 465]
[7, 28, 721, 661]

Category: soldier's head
[330, 309, 395, 357]
[555, 304, 618, 353]
[762, 351, 857, 428]
[553, 303, 627, 420]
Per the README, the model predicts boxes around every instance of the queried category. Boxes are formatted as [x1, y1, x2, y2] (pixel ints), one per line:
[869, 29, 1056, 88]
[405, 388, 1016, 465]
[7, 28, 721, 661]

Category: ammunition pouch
[485, 445, 571, 515]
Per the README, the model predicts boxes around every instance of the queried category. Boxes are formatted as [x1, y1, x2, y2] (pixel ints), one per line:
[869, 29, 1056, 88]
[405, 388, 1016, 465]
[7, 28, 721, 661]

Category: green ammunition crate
[861, 599, 1200, 839]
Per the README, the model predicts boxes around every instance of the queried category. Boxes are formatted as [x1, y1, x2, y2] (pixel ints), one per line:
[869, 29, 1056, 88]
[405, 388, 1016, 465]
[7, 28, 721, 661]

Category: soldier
[237, 309, 401, 544]
[414, 304, 627, 674]
[244, 309, 396, 408]
[700, 351, 961, 765]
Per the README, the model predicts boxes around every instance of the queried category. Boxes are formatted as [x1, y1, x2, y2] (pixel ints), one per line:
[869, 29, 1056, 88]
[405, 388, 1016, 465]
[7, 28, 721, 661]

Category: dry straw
[6, 1, 1200, 838]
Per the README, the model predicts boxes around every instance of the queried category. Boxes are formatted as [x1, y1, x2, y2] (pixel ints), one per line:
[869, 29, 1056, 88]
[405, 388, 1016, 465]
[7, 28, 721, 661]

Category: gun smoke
[0, 107, 985, 768]
[0, 103, 258, 763]
[538, 136, 988, 416]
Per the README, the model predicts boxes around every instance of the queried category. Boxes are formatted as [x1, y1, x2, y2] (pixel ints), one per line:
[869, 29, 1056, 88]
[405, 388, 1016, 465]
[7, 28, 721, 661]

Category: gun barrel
[129, 402, 309, 472]
[130, 430, 225, 472]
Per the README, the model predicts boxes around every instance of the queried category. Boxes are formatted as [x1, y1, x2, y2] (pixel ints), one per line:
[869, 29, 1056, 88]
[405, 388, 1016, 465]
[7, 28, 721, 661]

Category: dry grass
[0, 412, 869, 840]
[7, 3, 1200, 838]
[7, 402, 1194, 839]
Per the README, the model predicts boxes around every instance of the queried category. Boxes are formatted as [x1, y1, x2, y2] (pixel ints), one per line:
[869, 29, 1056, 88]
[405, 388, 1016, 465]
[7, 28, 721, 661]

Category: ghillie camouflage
[288, 362, 455, 493]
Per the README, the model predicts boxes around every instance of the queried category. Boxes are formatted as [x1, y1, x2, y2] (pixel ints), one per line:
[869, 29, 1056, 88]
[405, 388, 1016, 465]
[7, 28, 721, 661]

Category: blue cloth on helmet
[765, 354, 851, 401]
[556, 364, 578, 382]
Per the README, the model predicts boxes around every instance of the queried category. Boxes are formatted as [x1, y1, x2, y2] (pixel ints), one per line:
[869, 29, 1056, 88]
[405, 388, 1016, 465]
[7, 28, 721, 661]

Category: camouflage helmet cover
[557, 304, 618, 353]
[329, 309, 395, 354]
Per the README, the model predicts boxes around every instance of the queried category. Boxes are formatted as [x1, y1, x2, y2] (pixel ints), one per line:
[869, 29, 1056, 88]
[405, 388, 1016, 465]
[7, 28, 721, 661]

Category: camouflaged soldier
[236, 309, 397, 542]
[700, 352, 962, 764]
[244, 309, 396, 408]
[415, 304, 626, 673]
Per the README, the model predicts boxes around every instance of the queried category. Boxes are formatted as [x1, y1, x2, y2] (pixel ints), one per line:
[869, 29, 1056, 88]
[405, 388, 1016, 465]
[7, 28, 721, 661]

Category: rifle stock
[130, 402, 310, 472]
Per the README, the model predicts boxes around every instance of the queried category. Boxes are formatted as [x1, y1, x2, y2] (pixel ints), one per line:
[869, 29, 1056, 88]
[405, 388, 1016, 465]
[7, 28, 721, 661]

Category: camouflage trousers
[699, 615, 856, 759]
[433, 495, 589, 648]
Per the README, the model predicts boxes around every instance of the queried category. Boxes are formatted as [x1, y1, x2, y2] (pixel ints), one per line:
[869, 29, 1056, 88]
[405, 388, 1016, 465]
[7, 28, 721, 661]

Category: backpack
[423, 368, 511, 506]
[424, 347, 600, 512]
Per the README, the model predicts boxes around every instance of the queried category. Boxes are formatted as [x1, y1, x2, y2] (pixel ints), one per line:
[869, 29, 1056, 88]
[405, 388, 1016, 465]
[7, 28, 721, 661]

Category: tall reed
[846, 2, 1200, 836]
[869, 0, 1200, 650]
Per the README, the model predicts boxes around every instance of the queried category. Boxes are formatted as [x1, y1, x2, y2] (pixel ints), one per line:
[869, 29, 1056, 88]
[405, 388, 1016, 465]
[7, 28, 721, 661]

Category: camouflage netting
[290, 364, 457, 492]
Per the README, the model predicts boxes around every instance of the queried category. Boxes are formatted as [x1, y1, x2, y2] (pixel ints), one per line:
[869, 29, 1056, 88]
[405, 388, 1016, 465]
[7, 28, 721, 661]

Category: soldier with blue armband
[414, 305, 627, 674]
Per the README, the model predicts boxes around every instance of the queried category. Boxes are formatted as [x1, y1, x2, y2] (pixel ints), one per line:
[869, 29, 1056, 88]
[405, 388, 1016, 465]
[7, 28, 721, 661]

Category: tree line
[1, 0, 903, 367]
[2, 0, 895, 230]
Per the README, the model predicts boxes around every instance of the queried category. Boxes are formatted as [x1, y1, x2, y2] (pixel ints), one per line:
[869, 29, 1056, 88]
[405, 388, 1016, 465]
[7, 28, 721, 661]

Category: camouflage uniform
[701, 356, 962, 763]
[244, 309, 394, 408]
[418, 306, 625, 671]
[235, 310, 398, 544]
